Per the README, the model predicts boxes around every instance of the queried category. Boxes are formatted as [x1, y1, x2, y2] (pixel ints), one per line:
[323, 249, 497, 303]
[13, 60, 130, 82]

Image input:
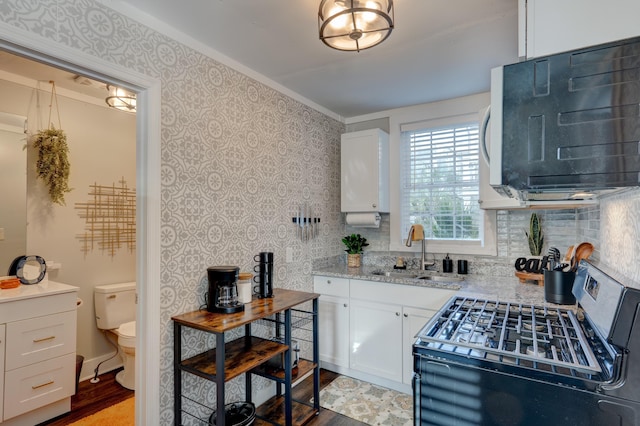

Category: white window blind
[400, 118, 480, 241]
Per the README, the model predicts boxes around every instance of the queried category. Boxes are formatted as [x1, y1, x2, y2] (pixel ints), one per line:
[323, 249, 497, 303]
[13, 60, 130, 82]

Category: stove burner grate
[420, 296, 602, 375]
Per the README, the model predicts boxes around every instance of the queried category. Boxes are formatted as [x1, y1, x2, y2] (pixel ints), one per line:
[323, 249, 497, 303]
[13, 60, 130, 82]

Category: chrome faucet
[406, 224, 435, 271]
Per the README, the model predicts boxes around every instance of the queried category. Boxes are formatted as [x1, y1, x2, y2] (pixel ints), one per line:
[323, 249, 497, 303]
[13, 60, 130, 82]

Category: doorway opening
[0, 38, 161, 425]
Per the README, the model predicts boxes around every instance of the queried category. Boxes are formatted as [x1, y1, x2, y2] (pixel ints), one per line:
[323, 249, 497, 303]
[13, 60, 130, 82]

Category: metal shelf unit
[172, 289, 320, 425]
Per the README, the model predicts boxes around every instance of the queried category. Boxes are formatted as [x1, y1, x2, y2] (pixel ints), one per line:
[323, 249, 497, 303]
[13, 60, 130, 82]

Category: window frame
[386, 93, 497, 256]
[400, 114, 482, 242]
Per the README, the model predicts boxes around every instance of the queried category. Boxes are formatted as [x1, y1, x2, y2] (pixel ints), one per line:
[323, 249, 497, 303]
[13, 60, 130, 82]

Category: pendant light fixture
[318, 0, 394, 52]
[105, 85, 136, 112]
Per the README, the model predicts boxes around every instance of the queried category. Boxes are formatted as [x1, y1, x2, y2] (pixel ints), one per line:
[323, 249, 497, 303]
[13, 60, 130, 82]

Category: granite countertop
[312, 264, 571, 307]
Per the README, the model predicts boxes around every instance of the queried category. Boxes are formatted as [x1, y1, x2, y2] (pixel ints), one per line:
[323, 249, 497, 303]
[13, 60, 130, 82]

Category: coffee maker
[207, 266, 244, 313]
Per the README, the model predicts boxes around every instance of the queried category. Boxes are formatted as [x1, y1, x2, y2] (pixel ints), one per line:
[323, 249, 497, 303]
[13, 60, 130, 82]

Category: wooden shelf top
[255, 395, 318, 426]
[172, 288, 319, 333]
[180, 336, 287, 382]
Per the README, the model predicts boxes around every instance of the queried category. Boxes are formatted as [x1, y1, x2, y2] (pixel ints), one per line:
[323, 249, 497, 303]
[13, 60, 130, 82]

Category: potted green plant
[342, 233, 369, 267]
[525, 213, 544, 256]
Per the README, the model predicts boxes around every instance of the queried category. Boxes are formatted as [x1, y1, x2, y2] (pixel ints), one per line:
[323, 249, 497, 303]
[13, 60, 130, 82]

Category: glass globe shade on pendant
[105, 85, 137, 112]
[318, 0, 394, 52]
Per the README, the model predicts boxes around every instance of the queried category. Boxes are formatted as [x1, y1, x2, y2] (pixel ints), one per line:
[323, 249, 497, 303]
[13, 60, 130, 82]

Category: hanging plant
[32, 81, 72, 206]
[32, 126, 72, 205]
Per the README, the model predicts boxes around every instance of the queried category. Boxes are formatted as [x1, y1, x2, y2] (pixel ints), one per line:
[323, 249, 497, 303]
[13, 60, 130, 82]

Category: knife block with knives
[292, 203, 320, 241]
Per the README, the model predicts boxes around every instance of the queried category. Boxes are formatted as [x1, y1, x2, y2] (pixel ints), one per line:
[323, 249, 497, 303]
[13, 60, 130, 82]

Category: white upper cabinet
[341, 129, 390, 213]
[520, 0, 640, 59]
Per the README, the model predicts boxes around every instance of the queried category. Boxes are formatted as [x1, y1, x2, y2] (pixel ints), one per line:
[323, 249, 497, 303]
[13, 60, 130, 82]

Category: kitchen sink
[370, 270, 464, 282]
[370, 270, 420, 279]
[418, 275, 465, 282]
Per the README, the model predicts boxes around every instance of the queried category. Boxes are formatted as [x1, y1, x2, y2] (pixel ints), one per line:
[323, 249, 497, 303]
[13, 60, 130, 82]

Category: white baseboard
[78, 351, 123, 383]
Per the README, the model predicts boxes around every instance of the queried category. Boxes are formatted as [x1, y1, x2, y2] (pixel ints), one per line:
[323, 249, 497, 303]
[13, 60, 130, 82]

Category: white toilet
[94, 282, 136, 390]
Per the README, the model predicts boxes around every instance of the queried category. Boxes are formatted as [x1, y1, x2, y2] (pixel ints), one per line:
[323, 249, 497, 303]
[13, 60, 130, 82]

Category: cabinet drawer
[313, 276, 349, 298]
[5, 310, 77, 370]
[350, 279, 457, 310]
[3, 352, 75, 420]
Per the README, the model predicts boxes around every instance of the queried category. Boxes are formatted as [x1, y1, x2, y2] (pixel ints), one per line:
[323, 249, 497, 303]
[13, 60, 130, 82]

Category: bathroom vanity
[0, 281, 78, 425]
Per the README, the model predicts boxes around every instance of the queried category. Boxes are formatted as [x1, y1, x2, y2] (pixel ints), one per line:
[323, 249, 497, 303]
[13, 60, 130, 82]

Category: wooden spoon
[564, 245, 575, 263]
[571, 242, 595, 271]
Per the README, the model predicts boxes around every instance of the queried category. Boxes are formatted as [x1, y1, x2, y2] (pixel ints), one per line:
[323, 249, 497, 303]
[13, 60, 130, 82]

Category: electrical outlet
[0, 228, 4, 241]
[286, 247, 293, 263]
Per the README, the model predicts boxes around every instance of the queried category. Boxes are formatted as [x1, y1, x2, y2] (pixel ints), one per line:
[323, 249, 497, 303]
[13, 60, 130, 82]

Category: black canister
[442, 254, 453, 273]
[457, 259, 468, 275]
[543, 270, 576, 305]
[209, 401, 256, 425]
[253, 252, 274, 298]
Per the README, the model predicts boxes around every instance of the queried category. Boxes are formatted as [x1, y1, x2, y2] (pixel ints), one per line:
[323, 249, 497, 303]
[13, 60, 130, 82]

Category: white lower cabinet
[402, 306, 435, 385]
[314, 275, 457, 392]
[318, 294, 350, 368]
[350, 298, 402, 381]
[314, 276, 350, 369]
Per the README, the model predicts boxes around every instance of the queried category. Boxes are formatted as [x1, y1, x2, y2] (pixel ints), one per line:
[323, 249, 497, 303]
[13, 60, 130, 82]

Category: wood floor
[39, 368, 366, 425]
[39, 368, 134, 426]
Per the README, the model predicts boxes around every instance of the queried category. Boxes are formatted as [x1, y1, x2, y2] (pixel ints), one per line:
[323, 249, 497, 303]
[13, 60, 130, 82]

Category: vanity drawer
[313, 276, 349, 298]
[5, 310, 77, 370]
[3, 352, 75, 420]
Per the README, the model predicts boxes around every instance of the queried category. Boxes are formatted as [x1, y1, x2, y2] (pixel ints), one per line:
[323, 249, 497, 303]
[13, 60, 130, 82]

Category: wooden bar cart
[172, 289, 320, 425]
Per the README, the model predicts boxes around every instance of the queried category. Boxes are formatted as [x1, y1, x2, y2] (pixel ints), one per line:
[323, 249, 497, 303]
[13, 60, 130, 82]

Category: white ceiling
[0, 0, 520, 119]
[110, 0, 520, 118]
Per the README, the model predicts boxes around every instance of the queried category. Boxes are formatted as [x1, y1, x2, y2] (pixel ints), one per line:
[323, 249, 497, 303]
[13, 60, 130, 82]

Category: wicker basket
[347, 253, 361, 268]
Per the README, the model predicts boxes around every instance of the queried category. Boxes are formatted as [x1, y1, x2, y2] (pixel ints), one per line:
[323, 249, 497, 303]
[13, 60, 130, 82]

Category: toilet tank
[94, 282, 136, 330]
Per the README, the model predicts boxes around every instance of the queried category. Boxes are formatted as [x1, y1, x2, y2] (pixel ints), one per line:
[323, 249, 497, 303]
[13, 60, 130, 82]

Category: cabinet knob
[372, 203, 377, 208]
[327, 280, 331, 284]
[396, 312, 400, 316]
[343, 303, 348, 308]
[403, 313, 409, 318]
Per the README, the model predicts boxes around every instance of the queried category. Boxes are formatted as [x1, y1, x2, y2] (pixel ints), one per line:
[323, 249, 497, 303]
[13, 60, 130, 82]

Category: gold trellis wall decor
[75, 178, 136, 257]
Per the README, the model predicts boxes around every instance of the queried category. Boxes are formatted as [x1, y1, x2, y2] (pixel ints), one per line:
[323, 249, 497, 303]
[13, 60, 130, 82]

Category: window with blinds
[400, 119, 480, 241]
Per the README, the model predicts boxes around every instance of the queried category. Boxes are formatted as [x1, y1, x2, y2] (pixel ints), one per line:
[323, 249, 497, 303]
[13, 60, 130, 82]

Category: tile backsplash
[347, 188, 640, 289]
[347, 206, 602, 278]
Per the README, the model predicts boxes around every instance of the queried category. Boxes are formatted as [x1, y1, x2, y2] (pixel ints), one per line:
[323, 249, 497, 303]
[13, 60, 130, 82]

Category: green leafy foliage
[32, 127, 72, 205]
[342, 233, 369, 254]
[525, 213, 544, 256]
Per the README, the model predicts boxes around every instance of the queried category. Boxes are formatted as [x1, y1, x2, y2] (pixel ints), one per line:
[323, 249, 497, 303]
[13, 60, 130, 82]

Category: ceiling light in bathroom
[105, 85, 136, 113]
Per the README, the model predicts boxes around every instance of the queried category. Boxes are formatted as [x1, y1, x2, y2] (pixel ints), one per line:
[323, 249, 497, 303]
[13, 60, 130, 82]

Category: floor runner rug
[67, 397, 134, 426]
[318, 375, 413, 425]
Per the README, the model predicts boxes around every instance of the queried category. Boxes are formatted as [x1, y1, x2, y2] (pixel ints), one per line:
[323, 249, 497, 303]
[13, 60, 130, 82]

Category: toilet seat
[117, 321, 136, 348]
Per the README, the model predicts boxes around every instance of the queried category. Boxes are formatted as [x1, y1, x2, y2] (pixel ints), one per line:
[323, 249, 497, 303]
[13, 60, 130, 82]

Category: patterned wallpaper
[4, 1, 640, 423]
[0, 0, 344, 423]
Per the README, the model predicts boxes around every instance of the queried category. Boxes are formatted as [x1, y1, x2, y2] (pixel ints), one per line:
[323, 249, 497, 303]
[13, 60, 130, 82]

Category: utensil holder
[543, 270, 576, 304]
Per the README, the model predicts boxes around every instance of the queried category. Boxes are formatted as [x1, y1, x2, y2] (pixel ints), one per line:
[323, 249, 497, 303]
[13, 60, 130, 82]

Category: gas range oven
[413, 260, 640, 426]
